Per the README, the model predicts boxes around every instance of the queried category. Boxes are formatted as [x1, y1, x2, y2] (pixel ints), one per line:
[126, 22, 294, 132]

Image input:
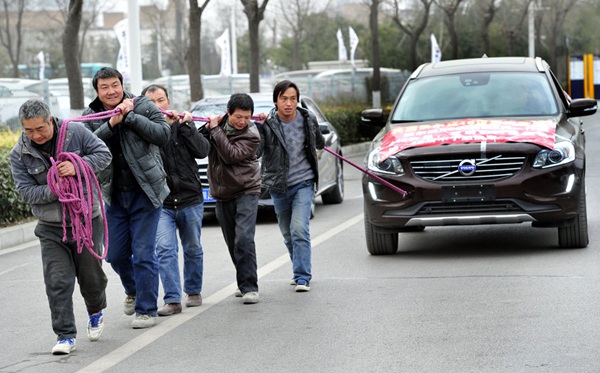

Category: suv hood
[379, 118, 557, 160]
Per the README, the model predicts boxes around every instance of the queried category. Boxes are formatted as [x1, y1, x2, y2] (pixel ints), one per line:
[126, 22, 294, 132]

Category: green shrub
[320, 103, 385, 146]
[0, 143, 33, 227]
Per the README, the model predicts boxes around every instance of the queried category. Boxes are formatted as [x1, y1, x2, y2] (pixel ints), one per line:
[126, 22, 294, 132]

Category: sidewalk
[0, 142, 371, 253]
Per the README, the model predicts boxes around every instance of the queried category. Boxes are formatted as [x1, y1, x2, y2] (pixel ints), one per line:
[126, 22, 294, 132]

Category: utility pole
[128, 0, 143, 94]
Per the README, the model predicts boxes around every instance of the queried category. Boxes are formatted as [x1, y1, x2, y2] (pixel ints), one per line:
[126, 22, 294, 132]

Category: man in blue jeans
[143, 84, 210, 315]
[204, 93, 261, 304]
[83, 68, 170, 329]
[256, 80, 324, 292]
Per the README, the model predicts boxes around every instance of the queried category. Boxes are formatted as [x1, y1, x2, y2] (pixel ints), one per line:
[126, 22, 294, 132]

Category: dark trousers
[36, 216, 108, 341]
[215, 194, 259, 293]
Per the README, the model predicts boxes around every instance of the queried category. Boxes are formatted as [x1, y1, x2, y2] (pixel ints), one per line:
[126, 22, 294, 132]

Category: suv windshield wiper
[390, 119, 422, 124]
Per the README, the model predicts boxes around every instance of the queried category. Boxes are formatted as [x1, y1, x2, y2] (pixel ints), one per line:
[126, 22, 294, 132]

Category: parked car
[360, 56, 597, 255]
[0, 78, 60, 129]
[189, 93, 345, 213]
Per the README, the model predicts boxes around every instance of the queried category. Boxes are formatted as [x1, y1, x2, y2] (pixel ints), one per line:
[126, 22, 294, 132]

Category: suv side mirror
[568, 98, 597, 118]
[361, 108, 385, 126]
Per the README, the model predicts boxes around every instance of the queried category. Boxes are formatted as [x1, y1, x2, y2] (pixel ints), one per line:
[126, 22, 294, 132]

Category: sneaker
[290, 279, 297, 285]
[242, 291, 259, 304]
[124, 295, 136, 316]
[185, 294, 202, 307]
[295, 279, 310, 292]
[234, 289, 243, 297]
[87, 311, 104, 341]
[157, 303, 182, 316]
[131, 314, 157, 329]
[52, 338, 76, 355]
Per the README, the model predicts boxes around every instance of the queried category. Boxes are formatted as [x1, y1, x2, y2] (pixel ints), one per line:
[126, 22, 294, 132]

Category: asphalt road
[2, 116, 600, 372]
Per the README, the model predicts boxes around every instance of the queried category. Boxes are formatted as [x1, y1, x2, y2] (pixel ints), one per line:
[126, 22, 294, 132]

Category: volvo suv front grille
[409, 154, 526, 182]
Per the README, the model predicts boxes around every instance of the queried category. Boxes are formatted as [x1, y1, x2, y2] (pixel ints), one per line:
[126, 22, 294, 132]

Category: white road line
[77, 213, 364, 373]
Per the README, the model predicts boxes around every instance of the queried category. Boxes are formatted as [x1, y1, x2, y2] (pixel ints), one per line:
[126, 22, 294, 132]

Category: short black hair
[227, 93, 254, 115]
[141, 84, 169, 98]
[92, 67, 123, 92]
[272, 80, 300, 103]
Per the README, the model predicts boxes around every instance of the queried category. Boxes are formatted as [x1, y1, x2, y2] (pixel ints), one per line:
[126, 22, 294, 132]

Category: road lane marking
[78, 213, 364, 372]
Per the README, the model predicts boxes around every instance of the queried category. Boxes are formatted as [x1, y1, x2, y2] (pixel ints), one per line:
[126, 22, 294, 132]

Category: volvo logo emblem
[458, 159, 477, 176]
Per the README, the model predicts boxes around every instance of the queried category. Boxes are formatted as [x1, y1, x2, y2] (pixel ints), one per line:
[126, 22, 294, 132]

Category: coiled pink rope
[46, 108, 121, 260]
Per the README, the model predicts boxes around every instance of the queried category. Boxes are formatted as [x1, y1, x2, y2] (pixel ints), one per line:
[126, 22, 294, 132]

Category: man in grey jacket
[82, 67, 170, 329]
[10, 99, 112, 355]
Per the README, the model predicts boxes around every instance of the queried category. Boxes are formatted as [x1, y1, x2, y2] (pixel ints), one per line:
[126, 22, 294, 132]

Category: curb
[0, 220, 37, 253]
[340, 141, 370, 157]
[0, 142, 371, 253]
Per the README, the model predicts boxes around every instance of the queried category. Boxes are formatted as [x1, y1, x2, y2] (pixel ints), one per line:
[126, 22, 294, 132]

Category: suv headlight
[366, 148, 405, 175]
[532, 141, 575, 169]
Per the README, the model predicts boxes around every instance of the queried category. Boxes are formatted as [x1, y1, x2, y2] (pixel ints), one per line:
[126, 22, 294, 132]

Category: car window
[301, 98, 327, 123]
[392, 72, 559, 122]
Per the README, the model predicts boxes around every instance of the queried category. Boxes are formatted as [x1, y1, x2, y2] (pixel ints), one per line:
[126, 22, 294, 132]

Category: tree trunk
[187, 0, 203, 102]
[62, 0, 84, 110]
[241, 0, 269, 93]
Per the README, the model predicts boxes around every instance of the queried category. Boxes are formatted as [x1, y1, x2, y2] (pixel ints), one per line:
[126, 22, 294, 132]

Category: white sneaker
[132, 314, 157, 329]
[52, 338, 76, 355]
[295, 280, 310, 292]
[124, 295, 136, 316]
[234, 288, 243, 297]
[87, 311, 104, 341]
[242, 291, 259, 304]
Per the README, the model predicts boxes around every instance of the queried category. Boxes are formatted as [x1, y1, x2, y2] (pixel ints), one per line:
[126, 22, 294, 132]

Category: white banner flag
[215, 28, 231, 77]
[36, 51, 45, 80]
[337, 28, 347, 63]
[431, 33, 442, 63]
[349, 26, 359, 70]
[114, 19, 130, 83]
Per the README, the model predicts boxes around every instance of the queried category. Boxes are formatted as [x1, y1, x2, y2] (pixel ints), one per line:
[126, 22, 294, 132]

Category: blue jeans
[270, 180, 314, 284]
[156, 203, 204, 304]
[215, 194, 259, 293]
[105, 191, 161, 316]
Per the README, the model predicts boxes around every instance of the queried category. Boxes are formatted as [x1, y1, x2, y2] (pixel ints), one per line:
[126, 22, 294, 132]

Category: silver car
[190, 93, 345, 214]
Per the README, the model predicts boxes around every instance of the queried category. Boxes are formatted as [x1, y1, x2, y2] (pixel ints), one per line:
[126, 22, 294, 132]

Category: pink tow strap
[46, 109, 121, 260]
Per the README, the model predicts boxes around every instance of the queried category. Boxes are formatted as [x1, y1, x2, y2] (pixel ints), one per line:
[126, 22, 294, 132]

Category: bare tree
[278, 0, 311, 71]
[539, 0, 578, 69]
[62, 0, 84, 110]
[240, 0, 270, 93]
[187, 0, 211, 102]
[476, 0, 500, 56]
[434, 0, 465, 60]
[53, 0, 106, 63]
[0, 0, 25, 77]
[391, 0, 434, 70]
[497, 0, 533, 56]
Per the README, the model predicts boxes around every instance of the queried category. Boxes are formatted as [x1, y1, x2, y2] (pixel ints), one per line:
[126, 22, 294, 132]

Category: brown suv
[361, 57, 597, 255]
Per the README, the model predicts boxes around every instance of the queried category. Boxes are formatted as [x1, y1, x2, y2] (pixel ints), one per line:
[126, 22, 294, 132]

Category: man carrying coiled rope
[10, 100, 112, 355]
[82, 67, 171, 329]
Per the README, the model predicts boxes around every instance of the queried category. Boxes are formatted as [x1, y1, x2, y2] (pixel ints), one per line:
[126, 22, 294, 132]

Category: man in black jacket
[256, 80, 324, 292]
[82, 67, 170, 329]
[142, 84, 210, 315]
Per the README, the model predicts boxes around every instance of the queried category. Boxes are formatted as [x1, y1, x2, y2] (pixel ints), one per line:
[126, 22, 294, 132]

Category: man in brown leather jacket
[203, 93, 261, 304]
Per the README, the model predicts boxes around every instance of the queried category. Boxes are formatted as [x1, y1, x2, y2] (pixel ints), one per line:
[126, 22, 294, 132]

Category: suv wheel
[322, 158, 344, 205]
[558, 180, 588, 248]
[365, 211, 398, 255]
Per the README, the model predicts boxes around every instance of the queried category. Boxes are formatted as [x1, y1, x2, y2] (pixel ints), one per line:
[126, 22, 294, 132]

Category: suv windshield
[392, 71, 558, 122]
